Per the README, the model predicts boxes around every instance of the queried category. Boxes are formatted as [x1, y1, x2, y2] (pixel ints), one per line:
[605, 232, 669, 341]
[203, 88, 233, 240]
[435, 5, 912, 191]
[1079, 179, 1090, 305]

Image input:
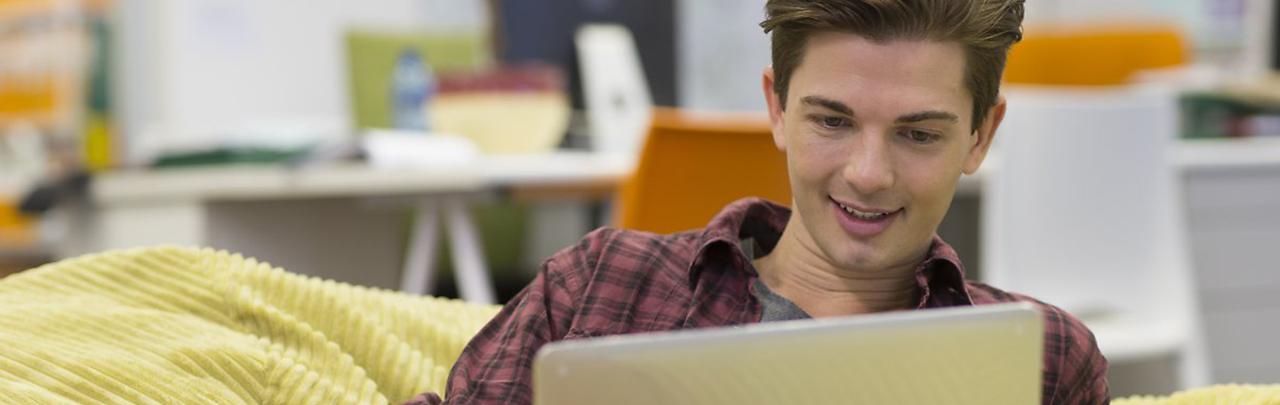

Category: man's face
[763, 32, 1001, 271]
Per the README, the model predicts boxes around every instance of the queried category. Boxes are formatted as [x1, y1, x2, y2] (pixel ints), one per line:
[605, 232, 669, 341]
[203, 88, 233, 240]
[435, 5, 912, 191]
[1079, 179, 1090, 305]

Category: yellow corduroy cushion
[0, 247, 500, 404]
[1115, 384, 1280, 405]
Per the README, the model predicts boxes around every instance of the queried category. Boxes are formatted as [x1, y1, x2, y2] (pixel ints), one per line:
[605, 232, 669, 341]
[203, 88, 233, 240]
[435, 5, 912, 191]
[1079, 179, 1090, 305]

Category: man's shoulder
[964, 281, 1050, 307]
[964, 282, 1109, 401]
[963, 281, 1095, 338]
[538, 227, 707, 334]
[542, 227, 704, 288]
[549, 226, 702, 265]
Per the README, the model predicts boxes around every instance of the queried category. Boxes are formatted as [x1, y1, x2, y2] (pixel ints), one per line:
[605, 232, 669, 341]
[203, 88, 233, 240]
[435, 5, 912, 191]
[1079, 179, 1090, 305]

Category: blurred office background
[1, 0, 1278, 398]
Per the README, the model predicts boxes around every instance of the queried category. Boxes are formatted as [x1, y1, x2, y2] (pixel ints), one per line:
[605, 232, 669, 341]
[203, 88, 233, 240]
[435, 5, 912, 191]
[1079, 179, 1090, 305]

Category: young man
[412, 0, 1108, 403]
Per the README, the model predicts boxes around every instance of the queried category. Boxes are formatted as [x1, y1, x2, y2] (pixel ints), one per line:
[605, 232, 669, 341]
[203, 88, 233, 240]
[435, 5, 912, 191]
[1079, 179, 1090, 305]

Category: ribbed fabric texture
[0, 246, 499, 404]
[1115, 385, 1280, 405]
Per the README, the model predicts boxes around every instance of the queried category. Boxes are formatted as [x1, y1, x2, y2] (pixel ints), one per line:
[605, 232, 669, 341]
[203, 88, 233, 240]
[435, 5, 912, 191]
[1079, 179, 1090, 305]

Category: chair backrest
[984, 85, 1211, 389]
[576, 24, 654, 157]
[1004, 24, 1188, 86]
[983, 86, 1189, 319]
[615, 108, 790, 234]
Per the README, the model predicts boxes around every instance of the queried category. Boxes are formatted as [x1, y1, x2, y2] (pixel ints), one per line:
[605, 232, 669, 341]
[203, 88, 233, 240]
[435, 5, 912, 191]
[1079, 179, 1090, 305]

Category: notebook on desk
[533, 302, 1043, 405]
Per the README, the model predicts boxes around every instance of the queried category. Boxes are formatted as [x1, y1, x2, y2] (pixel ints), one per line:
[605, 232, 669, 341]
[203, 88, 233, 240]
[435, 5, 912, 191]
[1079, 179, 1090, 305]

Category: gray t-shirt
[742, 238, 812, 322]
[753, 278, 812, 322]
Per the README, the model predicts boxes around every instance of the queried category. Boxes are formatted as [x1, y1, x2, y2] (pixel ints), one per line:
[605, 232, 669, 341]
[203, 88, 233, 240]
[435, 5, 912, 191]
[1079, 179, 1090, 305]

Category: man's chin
[822, 239, 886, 270]
[835, 254, 886, 271]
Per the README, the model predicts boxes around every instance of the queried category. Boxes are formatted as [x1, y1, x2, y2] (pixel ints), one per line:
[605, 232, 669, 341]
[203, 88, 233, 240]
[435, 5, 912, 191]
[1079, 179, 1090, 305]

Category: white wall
[112, 0, 487, 165]
[675, 0, 1248, 112]
[1025, 0, 1246, 52]
[677, 0, 770, 112]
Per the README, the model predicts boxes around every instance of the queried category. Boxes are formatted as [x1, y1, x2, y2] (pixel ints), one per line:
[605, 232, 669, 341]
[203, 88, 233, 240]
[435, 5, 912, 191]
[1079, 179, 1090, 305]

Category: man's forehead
[790, 32, 971, 114]
[799, 32, 966, 88]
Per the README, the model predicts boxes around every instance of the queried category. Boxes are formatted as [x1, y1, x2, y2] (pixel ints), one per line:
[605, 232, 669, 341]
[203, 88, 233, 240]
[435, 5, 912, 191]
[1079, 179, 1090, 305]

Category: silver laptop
[533, 302, 1043, 405]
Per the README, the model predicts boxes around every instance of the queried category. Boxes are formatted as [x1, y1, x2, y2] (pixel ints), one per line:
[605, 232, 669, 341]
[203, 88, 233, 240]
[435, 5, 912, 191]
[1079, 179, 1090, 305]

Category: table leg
[400, 200, 440, 295]
[443, 197, 497, 304]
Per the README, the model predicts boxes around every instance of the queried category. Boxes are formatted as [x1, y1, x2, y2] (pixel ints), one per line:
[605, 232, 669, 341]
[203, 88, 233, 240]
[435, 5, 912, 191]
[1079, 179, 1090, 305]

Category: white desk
[91, 151, 633, 203]
[60, 151, 633, 303]
[85, 136, 1277, 204]
[1174, 136, 1280, 170]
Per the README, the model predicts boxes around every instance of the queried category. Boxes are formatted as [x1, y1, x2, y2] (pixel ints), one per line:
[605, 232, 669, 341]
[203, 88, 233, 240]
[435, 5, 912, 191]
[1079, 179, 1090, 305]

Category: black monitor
[492, 0, 677, 107]
[1272, 0, 1280, 70]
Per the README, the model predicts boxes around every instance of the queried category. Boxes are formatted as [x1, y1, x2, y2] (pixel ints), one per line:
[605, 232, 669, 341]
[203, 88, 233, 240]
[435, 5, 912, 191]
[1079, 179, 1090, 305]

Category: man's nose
[842, 134, 895, 194]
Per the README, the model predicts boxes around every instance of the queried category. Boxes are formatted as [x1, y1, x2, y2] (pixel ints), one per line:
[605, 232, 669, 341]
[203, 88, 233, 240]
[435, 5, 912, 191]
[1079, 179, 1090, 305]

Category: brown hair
[761, 0, 1024, 131]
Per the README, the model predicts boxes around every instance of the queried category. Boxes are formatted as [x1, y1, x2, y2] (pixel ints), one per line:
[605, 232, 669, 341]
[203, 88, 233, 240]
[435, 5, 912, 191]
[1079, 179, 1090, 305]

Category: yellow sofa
[1115, 385, 1280, 405]
[2, 247, 1276, 404]
[0, 247, 498, 404]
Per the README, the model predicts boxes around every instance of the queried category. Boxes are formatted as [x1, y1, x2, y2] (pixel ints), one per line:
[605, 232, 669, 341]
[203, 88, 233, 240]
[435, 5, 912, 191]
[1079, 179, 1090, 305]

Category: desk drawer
[1185, 170, 1280, 211]
[1201, 305, 1280, 376]
[1213, 364, 1280, 385]
[1190, 228, 1280, 292]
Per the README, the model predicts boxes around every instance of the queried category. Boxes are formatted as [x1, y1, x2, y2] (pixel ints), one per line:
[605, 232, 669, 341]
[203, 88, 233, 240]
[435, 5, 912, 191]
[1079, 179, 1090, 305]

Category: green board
[346, 30, 492, 129]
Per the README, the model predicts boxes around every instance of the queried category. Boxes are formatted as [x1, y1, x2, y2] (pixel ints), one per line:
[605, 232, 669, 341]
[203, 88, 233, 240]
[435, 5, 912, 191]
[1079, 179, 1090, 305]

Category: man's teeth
[838, 203, 889, 219]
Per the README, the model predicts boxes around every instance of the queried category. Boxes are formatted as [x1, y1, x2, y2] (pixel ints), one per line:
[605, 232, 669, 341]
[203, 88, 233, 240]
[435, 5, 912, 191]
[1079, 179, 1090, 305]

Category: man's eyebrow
[896, 110, 960, 124]
[800, 96, 854, 116]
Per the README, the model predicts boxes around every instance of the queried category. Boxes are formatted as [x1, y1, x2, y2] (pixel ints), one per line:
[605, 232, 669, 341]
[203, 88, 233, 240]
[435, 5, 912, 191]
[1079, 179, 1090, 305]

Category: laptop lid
[533, 302, 1043, 405]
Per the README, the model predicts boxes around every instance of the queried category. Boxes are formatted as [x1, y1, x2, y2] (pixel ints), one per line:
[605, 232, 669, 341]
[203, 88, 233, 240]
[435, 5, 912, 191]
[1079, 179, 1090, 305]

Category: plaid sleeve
[1041, 305, 1110, 405]
[402, 392, 442, 405]
[415, 230, 599, 405]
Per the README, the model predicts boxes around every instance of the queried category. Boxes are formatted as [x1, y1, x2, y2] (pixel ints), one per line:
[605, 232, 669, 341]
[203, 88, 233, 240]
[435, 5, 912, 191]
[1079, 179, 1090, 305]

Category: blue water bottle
[390, 49, 434, 131]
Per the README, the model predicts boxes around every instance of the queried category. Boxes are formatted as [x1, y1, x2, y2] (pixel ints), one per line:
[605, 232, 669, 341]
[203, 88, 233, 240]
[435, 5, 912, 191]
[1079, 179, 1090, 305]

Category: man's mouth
[829, 197, 901, 238]
[831, 198, 900, 220]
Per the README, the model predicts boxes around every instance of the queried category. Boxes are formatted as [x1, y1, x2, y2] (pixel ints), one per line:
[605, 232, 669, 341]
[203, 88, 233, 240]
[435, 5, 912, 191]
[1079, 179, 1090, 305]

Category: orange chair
[615, 108, 791, 234]
[1004, 24, 1188, 86]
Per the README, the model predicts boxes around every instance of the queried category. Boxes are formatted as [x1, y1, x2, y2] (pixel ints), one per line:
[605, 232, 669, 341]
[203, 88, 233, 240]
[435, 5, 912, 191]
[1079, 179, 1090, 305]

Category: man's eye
[901, 129, 940, 144]
[812, 115, 848, 129]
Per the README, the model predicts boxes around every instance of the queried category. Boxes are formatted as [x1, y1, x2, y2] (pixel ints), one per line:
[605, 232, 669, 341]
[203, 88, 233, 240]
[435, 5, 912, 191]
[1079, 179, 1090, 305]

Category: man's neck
[752, 217, 925, 318]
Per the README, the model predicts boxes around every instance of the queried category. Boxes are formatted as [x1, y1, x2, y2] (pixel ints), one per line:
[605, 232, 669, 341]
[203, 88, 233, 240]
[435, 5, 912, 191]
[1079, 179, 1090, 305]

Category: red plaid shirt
[409, 198, 1109, 404]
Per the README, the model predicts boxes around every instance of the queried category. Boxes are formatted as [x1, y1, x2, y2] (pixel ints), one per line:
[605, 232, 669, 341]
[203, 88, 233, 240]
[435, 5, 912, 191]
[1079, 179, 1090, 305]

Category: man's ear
[763, 66, 787, 152]
[963, 95, 1006, 175]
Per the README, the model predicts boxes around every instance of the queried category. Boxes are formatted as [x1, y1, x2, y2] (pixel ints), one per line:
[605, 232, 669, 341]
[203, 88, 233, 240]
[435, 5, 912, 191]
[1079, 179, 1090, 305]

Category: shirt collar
[913, 235, 973, 306]
[687, 198, 972, 305]
[688, 198, 788, 284]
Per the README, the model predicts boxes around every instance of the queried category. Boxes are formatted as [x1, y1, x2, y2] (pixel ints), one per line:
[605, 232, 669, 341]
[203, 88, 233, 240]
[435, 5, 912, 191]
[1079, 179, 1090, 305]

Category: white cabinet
[1184, 164, 1280, 384]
